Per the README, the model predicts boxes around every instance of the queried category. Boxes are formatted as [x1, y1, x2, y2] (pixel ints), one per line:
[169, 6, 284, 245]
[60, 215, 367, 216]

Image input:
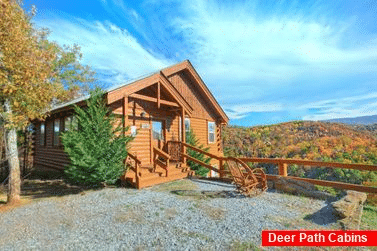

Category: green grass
[314, 185, 342, 197]
[360, 204, 377, 230]
[229, 241, 261, 251]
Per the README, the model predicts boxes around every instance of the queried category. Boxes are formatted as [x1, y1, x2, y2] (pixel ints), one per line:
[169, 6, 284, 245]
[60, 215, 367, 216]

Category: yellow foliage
[0, 0, 65, 128]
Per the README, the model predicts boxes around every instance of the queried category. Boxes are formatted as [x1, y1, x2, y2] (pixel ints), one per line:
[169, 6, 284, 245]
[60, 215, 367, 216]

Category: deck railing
[234, 158, 377, 194]
[153, 147, 171, 177]
[167, 140, 377, 194]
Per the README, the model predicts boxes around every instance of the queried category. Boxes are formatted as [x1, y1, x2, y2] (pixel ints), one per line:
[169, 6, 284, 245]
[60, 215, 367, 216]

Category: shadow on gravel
[303, 202, 338, 225]
[20, 180, 94, 199]
[189, 178, 235, 189]
[171, 190, 244, 199]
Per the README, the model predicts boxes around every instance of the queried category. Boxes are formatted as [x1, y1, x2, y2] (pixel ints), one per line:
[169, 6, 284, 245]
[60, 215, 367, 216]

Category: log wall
[33, 68, 225, 170]
[33, 117, 70, 170]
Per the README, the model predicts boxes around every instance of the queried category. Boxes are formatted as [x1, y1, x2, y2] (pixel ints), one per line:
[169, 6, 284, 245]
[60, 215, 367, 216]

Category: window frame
[152, 120, 164, 141]
[184, 118, 190, 133]
[64, 115, 78, 131]
[64, 116, 71, 132]
[53, 118, 60, 146]
[40, 122, 46, 146]
[208, 121, 216, 144]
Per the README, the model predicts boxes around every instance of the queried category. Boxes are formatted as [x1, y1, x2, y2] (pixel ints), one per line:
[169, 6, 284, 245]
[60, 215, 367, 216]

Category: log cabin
[33, 60, 229, 188]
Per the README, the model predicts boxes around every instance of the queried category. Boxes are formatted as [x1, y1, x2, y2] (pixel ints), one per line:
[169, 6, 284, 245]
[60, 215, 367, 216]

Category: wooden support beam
[266, 174, 377, 194]
[219, 159, 223, 178]
[181, 109, 186, 164]
[157, 82, 160, 109]
[122, 96, 128, 135]
[129, 93, 179, 107]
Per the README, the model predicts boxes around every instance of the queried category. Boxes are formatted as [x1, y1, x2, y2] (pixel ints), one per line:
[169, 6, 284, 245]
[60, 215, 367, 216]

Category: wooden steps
[124, 162, 190, 189]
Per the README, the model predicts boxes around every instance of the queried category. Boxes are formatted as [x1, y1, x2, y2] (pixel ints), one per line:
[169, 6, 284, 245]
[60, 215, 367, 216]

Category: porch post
[181, 108, 186, 164]
[157, 82, 160, 109]
[122, 95, 128, 135]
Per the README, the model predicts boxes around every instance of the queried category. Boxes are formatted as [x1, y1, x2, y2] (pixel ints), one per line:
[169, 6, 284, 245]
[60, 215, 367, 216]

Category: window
[152, 121, 164, 140]
[184, 118, 190, 133]
[40, 123, 45, 146]
[64, 116, 78, 131]
[53, 118, 60, 146]
[208, 121, 216, 144]
[130, 126, 137, 137]
[64, 116, 71, 131]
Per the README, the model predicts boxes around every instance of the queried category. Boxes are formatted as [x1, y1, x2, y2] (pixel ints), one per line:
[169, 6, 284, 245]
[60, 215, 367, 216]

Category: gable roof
[50, 60, 229, 123]
[162, 60, 229, 123]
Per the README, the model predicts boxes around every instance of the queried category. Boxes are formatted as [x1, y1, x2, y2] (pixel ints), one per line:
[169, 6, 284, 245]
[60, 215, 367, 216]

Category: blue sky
[23, 0, 377, 126]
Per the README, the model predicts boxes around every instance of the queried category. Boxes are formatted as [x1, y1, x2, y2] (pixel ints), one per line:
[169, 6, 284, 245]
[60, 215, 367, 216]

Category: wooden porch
[123, 140, 377, 194]
[124, 162, 191, 189]
[123, 141, 192, 189]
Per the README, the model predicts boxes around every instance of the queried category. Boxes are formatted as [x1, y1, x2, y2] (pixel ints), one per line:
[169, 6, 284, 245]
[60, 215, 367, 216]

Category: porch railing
[167, 140, 377, 194]
[166, 141, 182, 161]
[237, 158, 377, 194]
[153, 147, 171, 177]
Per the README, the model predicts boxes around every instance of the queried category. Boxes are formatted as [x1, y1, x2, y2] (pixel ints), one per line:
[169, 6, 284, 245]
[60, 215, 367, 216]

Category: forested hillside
[222, 121, 377, 186]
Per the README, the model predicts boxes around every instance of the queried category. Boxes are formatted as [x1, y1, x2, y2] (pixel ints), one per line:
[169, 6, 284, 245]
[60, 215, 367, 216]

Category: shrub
[186, 128, 211, 177]
[61, 88, 133, 186]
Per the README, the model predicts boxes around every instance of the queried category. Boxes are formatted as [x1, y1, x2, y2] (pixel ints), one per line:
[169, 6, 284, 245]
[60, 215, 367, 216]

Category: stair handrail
[169, 141, 222, 160]
[125, 152, 141, 188]
[168, 140, 222, 177]
[127, 152, 141, 165]
[153, 147, 171, 177]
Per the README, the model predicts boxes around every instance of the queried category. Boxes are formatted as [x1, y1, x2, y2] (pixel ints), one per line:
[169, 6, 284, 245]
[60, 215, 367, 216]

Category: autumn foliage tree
[0, 0, 94, 203]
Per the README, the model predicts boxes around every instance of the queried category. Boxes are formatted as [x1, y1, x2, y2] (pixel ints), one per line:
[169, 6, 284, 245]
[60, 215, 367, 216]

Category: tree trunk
[4, 99, 21, 204]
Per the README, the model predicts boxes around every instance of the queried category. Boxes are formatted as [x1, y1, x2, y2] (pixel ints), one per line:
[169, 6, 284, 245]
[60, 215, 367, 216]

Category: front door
[152, 120, 165, 149]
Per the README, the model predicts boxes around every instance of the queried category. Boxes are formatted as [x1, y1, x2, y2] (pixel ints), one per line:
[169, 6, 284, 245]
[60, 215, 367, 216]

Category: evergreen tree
[186, 128, 211, 177]
[61, 88, 133, 186]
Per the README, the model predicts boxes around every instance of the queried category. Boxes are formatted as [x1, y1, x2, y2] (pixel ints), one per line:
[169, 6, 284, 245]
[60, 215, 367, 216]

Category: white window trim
[53, 118, 60, 146]
[208, 121, 216, 144]
[64, 116, 71, 132]
[40, 122, 45, 146]
[184, 118, 190, 133]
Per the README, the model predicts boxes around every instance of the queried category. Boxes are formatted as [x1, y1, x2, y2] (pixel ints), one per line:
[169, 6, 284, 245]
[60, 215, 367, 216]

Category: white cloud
[301, 93, 377, 121]
[172, 0, 377, 84]
[225, 102, 284, 119]
[33, 0, 377, 124]
[35, 16, 173, 84]
[162, 0, 377, 121]
[226, 92, 377, 121]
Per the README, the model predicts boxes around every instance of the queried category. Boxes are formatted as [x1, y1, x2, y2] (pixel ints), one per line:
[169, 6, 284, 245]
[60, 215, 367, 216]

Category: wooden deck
[124, 162, 191, 189]
[124, 141, 377, 193]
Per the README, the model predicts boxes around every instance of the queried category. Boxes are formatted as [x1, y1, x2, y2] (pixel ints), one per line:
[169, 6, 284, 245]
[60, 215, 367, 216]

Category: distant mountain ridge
[222, 121, 377, 190]
[325, 114, 377, 125]
[223, 120, 377, 163]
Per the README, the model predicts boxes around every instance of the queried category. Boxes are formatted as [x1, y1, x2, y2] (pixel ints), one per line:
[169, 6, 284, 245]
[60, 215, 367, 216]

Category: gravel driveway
[0, 178, 337, 250]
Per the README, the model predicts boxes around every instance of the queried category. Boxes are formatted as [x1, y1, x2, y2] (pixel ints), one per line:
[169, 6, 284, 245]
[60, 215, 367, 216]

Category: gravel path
[0, 179, 337, 250]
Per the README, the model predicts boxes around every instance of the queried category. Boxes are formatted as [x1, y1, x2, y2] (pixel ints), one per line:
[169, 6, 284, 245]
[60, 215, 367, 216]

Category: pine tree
[186, 128, 211, 177]
[61, 88, 133, 186]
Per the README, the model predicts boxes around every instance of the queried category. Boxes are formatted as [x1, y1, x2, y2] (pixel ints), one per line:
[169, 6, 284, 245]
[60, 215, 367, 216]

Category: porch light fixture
[140, 112, 146, 118]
